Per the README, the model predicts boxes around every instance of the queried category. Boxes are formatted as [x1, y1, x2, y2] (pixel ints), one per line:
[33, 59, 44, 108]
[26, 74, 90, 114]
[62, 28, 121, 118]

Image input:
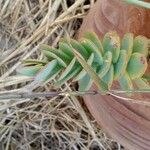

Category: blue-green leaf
[98, 51, 112, 78]
[102, 65, 114, 89]
[58, 57, 76, 80]
[40, 44, 71, 61]
[42, 50, 67, 67]
[134, 78, 150, 89]
[70, 39, 89, 58]
[79, 74, 93, 91]
[83, 32, 104, 54]
[127, 53, 147, 79]
[114, 50, 128, 80]
[72, 48, 108, 92]
[119, 72, 133, 92]
[44, 66, 62, 84]
[73, 53, 94, 81]
[35, 60, 58, 82]
[133, 35, 149, 56]
[17, 65, 42, 77]
[59, 42, 73, 57]
[22, 59, 47, 66]
[80, 38, 103, 65]
[54, 66, 81, 87]
[103, 31, 120, 63]
[121, 33, 133, 60]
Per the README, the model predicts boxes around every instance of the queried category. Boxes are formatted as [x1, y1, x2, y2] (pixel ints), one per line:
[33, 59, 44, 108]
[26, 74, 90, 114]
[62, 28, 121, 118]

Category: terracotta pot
[79, 0, 150, 38]
[78, 0, 150, 150]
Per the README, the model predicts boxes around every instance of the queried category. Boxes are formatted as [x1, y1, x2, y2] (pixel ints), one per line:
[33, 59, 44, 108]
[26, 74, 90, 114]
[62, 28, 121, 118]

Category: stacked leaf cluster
[18, 31, 150, 92]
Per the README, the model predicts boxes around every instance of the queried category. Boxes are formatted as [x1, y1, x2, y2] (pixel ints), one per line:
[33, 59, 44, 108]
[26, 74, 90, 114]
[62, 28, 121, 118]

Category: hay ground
[0, 0, 124, 149]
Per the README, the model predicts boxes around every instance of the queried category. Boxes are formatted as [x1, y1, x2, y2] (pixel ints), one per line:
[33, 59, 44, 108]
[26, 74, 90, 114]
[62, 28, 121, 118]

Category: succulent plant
[18, 31, 150, 94]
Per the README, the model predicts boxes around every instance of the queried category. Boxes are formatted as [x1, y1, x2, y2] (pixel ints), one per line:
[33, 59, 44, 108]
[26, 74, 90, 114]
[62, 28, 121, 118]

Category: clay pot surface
[79, 0, 150, 38]
[78, 0, 150, 149]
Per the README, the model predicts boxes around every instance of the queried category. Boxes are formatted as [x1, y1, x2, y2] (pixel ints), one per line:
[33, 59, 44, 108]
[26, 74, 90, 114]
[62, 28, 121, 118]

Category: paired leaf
[72, 48, 108, 92]
[42, 50, 67, 67]
[17, 65, 42, 77]
[121, 33, 133, 60]
[133, 35, 149, 56]
[134, 78, 150, 89]
[102, 65, 114, 89]
[58, 57, 76, 80]
[103, 31, 120, 63]
[83, 32, 104, 54]
[54, 66, 81, 88]
[127, 53, 147, 79]
[73, 53, 94, 81]
[22, 59, 47, 66]
[79, 74, 93, 91]
[59, 42, 74, 57]
[70, 39, 89, 58]
[35, 60, 58, 82]
[80, 38, 103, 65]
[98, 51, 112, 78]
[119, 72, 133, 93]
[44, 66, 62, 84]
[40, 44, 71, 61]
[114, 50, 128, 80]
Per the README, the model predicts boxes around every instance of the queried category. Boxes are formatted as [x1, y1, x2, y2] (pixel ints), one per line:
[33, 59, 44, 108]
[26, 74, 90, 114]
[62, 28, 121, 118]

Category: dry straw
[0, 0, 123, 149]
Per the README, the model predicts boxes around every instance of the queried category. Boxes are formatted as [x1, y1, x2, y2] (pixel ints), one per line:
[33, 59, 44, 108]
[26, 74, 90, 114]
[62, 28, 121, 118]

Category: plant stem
[0, 91, 98, 100]
[1, 89, 150, 100]
[124, 0, 150, 9]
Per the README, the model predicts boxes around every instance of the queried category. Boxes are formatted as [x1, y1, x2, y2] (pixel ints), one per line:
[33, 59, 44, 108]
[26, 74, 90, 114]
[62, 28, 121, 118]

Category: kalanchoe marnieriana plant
[17, 31, 150, 95]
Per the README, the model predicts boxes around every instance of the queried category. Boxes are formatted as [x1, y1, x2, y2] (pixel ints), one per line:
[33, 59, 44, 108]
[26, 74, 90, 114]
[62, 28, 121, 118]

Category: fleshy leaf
[70, 39, 89, 58]
[102, 65, 114, 89]
[17, 65, 42, 77]
[142, 74, 150, 81]
[79, 74, 93, 91]
[35, 60, 58, 82]
[134, 78, 150, 89]
[54, 66, 81, 87]
[114, 50, 128, 80]
[59, 42, 74, 57]
[80, 38, 103, 65]
[72, 48, 108, 92]
[97, 51, 112, 78]
[73, 53, 94, 81]
[133, 35, 149, 56]
[103, 31, 120, 63]
[121, 33, 133, 60]
[127, 53, 147, 79]
[44, 66, 62, 84]
[58, 57, 76, 80]
[22, 59, 47, 66]
[83, 32, 104, 54]
[119, 72, 133, 92]
[40, 44, 71, 61]
[42, 50, 67, 67]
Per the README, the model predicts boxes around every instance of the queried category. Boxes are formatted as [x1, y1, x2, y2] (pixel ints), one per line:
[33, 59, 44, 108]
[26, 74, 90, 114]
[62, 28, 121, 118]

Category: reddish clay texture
[79, 0, 150, 38]
[78, 0, 150, 149]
